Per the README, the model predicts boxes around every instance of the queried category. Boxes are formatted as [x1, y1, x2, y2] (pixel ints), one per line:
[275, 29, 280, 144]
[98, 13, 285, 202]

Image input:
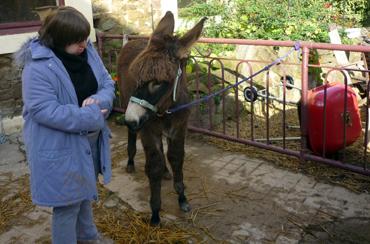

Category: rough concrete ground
[1, 114, 370, 243]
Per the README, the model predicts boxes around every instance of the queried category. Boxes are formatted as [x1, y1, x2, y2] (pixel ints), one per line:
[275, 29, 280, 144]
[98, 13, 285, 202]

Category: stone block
[319, 53, 335, 64]
[123, 3, 138, 11]
[0, 79, 10, 90]
[126, 24, 141, 34]
[138, 1, 151, 10]
[106, 27, 124, 35]
[0, 108, 14, 118]
[0, 67, 22, 82]
[116, 16, 128, 26]
[13, 83, 22, 99]
[0, 89, 12, 101]
[128, 10, 144, 22]
[101, 17, 119, 31]
[0, 115, 24, 134]
[1, 98, 15, 109]
[139, 25, 152, 35]
[111, 1, 125, 12]
[0, 56, 11, 69]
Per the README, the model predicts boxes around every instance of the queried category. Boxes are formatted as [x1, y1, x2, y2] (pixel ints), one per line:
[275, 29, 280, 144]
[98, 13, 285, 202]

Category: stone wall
[0, 54, 23, 119]
[92, 0, 167, 73]
[92, 0, 163, 37]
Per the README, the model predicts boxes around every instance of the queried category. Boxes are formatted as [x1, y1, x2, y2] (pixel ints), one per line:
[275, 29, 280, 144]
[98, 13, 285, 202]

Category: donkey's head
[124, 11, 207, 132]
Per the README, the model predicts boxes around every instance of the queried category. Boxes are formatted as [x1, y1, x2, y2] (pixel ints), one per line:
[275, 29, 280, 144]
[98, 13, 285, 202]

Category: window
[0, 0, 65, 36]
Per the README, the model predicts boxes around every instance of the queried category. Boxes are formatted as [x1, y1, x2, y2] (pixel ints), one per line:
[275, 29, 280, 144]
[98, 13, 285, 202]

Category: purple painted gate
[97, 33, 370, 177]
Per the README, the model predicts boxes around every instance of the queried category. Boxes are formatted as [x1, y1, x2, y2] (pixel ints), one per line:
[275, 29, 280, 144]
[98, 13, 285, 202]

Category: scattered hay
[93, 180, 235, 243]
[1, 172, 226, 243]
[0, 173, 36, 235]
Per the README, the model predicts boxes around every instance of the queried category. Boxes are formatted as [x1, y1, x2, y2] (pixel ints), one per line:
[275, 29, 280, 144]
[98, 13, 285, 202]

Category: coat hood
[13, 37, 44, 68]
[13, 37, 95, 68]
[13, 37, 33, 68]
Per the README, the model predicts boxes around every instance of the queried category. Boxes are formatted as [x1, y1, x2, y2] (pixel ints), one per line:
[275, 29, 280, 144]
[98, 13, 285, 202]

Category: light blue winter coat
[13, 37, 116, 207]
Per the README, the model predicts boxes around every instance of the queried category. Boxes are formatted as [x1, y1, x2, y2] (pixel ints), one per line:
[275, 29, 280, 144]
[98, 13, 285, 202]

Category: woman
[13, 6, 115, 244]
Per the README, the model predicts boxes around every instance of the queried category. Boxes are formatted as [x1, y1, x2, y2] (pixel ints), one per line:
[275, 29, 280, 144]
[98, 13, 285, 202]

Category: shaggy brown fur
[116, 11, 207, 226]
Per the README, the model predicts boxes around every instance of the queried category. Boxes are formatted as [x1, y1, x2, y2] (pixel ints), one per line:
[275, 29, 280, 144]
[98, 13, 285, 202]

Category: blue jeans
[51, 132, 101, 244]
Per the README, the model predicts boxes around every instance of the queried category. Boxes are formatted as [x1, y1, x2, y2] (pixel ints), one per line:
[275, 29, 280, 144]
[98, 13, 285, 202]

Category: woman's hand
[82, 97, 96, 107]
[82, 98, 107, 115]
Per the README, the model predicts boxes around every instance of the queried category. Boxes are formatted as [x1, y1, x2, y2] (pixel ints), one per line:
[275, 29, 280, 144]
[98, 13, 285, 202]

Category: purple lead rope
[167, 40, 300, 113]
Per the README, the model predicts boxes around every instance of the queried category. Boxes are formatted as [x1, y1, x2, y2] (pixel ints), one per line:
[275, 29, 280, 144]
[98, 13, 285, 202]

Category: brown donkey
[116, 11, 207, 226]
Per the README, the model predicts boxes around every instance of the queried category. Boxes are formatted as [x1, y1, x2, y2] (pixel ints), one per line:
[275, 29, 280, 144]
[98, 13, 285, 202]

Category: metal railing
[97, 33, 370, 176]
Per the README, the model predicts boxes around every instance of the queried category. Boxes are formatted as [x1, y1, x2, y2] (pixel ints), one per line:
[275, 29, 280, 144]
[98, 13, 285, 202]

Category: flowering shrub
[178, 0, 364, 45]
[110, 72, 120, 96]
[308, 49, 326, 86]
[331, 0, 368, 25]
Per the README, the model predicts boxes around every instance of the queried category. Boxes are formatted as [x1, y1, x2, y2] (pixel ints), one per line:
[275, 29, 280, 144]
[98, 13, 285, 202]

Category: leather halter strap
[129, 64, 182, 114]
[173, 64, 182, 101]
[129, 96, 158, 113]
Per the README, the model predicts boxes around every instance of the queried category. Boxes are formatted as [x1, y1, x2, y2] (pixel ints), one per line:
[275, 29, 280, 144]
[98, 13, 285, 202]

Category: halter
[173, 64, 182, 101]
[129, 64, 182, 114]
[129, 96, 158, 113]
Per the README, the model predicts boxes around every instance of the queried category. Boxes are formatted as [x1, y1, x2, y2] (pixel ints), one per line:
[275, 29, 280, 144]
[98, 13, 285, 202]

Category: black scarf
[52, 46, 98, 107]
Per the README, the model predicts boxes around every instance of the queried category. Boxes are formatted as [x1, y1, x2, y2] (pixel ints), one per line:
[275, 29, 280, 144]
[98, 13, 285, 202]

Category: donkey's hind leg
[159, 138, 172, 180]
[126, 128, 137, 173]
[167, 137, 190, 212]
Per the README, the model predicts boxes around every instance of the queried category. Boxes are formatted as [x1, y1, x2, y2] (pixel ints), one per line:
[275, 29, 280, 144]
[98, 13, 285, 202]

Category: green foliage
[110, 72, 120, 96]
[189, 91, 222, 115]
[189, 91, 208, 115]
[178, 0, 366, 45]
[331, 0, 368, 25]
[307, 49, 327, 85]
[360, 0, 370, 26]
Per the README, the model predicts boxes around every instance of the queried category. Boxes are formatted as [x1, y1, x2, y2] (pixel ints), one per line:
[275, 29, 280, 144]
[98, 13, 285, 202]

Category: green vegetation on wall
[179, 0, 368, 45]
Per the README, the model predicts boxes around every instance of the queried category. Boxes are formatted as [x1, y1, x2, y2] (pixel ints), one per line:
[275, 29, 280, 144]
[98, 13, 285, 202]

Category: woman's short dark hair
[38, 6, 90, 49]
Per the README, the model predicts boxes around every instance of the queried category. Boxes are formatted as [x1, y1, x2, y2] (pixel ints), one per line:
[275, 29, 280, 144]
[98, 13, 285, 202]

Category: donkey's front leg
[142, 135, 165, 226]
[126, 129, 137, 173]
[167, 136, 190, 212]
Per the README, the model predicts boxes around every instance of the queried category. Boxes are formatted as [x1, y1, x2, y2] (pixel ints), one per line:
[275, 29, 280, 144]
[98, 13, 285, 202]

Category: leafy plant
[307, 49, 327, 86]
[189, 91, 222, 115]
[178, 0, 365, 46]
[330, 0, 368, 25]
[110, 72, 120, 96]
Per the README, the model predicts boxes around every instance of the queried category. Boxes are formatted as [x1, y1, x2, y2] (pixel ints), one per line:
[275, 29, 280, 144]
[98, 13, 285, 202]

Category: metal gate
[97, 33, 370, 177]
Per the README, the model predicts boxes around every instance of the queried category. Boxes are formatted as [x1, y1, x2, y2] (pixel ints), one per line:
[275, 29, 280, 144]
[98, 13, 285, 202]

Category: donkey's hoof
[163, 171, 172, 180]
[150, 216, 160, 227]
[126, 165, 135, 173]
[180, 202, 190, 212]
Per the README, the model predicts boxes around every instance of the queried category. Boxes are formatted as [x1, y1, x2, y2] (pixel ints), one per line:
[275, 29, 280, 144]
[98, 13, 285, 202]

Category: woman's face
[64, 39, 88, 55]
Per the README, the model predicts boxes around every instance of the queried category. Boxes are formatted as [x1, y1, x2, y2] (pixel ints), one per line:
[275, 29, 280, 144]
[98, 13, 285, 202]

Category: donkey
[116, 11, 207, 226]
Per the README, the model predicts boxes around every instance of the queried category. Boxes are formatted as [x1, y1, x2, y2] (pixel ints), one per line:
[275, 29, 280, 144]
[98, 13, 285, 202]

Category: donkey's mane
[130, 35, 182, 87]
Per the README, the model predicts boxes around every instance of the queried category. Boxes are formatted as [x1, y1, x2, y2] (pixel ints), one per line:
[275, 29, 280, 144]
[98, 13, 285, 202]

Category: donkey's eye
[151, 80, 162, 87]
[149, 80, 163, 93]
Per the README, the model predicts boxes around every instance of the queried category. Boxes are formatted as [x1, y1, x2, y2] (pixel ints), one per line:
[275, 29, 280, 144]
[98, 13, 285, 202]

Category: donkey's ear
[178, 17, 207, 59]
[150, 11, 175, 40]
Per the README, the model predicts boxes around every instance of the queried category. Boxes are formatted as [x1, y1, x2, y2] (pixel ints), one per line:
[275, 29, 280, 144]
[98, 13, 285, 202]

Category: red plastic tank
[307, 82, 362, 156]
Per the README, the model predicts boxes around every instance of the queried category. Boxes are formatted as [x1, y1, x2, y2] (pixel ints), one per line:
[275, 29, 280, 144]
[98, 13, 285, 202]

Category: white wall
[65, 0, 96, 42]
[0, 0, 96, 55]
[161, 0, 179, 30]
